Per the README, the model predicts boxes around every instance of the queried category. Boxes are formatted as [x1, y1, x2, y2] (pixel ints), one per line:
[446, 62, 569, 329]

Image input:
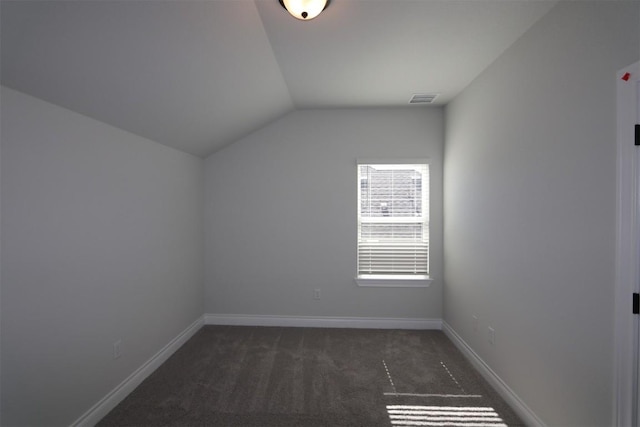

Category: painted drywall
[205, 108, 443, 320]
[444, 1, 640, 426]
[0, 85, 3, 425]
[0, 87, 204, 426]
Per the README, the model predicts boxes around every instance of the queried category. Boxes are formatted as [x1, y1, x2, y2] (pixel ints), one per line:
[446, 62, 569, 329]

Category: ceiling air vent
[409, 93, 439, 104]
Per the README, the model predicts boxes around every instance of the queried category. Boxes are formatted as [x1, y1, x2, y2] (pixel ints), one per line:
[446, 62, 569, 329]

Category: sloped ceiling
[1, 0, 557, 158]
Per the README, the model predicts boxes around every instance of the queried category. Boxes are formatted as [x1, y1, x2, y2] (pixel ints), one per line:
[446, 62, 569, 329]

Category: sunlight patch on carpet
[384, 393, 482, 398]
[386, 405, 507, 427]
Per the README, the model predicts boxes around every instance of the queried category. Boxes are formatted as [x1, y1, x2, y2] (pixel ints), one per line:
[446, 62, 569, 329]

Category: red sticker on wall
[622, 72, 631, 81]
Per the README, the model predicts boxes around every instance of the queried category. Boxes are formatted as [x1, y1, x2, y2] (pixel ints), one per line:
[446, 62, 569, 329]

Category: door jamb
[614, 60, 640, 427]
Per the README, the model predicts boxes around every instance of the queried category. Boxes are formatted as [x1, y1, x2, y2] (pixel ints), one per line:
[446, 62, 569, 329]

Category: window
[356, 160, 430, 287]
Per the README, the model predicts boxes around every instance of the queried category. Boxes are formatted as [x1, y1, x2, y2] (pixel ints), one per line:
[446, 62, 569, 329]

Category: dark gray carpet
[98, 326, 523, 426]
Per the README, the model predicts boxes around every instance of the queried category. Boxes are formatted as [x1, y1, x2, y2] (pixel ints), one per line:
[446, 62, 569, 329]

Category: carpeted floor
[98, 326, 524, 426]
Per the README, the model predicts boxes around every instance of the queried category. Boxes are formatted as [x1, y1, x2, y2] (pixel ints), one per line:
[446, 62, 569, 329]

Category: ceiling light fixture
[279, 0, 330, 20]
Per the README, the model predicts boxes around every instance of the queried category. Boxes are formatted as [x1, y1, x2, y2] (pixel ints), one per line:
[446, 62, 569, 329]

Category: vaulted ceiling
[1, 0, 557, 157]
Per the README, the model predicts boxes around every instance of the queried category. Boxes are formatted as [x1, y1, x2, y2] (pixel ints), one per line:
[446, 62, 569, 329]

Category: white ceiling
[1, 0, 557, 158]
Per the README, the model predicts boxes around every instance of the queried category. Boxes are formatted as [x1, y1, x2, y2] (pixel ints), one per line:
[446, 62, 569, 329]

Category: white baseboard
[205, 313, 442, 330]
[442, 321, 546, 427]
[71, 316, 204, 427]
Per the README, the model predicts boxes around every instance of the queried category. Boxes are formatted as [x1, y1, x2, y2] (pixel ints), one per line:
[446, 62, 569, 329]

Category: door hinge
[635, 124, 640, 146]
[634, 293, 639, 314]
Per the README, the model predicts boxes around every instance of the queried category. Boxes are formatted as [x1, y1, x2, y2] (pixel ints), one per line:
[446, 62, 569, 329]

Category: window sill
[354, 275, 432, 288]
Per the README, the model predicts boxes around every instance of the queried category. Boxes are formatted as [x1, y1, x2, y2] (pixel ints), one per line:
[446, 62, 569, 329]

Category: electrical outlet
[313, 289, 321, 300]
[472, 315, 479, 333]
[488, 327, 495, 345]
[113, 339, 122, 359]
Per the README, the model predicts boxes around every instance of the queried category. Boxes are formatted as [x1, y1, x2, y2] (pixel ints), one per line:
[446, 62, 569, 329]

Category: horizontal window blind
[357, 163, 429, 276]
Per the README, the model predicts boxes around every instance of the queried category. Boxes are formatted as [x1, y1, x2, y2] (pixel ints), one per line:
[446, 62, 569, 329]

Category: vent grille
[409, 93, 439, 104]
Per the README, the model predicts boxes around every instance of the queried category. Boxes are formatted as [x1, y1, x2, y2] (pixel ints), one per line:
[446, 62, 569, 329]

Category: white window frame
[355, 159, 432, 288]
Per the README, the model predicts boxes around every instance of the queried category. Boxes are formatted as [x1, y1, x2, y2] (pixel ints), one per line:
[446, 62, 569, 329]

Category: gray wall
[443, 2, 639, 426]
[0, 87, 204, 426]
[205, 108, 443, 319]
